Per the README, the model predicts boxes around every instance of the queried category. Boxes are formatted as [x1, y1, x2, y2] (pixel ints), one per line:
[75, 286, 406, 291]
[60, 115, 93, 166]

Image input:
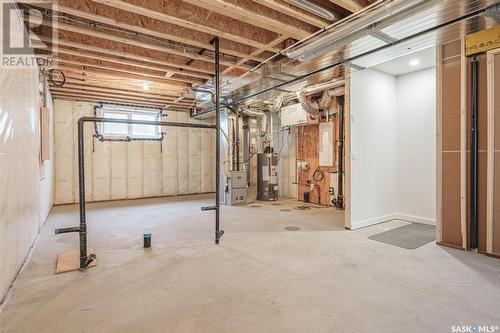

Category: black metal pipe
[55, 226, 80, 234]
[470, 56, 479, 250]
[79, 116, 216, 129]
[333, 95, 344, 209]
[77, 119, 88, 268]
[214, 37, 223, 244]
[58, 116, 218, 269]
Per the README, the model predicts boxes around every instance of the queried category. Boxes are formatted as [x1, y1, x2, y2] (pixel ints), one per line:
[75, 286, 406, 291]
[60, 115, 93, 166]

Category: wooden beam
[38, 19, 250, 70]
[50, 86, 189, 105]
[54, 82, 191, 100]
[49, 5, 266, 62]
[50, 85, 194, 105]
[327, 0, 361, 13]
[54, 59, 199, 85]
[182, 0, 309, 40]
[38, 36, 213, 78]
[222, 35, 289, 75]
[252, 0, 327, 28]
[51, 93, 170, 108]
[55, 64, 190, 90]
[51, 91, 189, 109]
[40, 45, 210, 81]
[92, 0, 281, 53]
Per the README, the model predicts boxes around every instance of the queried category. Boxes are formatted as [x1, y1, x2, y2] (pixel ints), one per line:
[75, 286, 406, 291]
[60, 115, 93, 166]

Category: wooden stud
[436, 45, 443, 243]
[344, 64, 351, 230]
[486, 49, 499, 254]
[460, 38, 467, 249]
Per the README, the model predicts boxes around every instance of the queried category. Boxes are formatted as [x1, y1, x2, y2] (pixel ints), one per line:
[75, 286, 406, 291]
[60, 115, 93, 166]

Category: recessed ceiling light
[409, 59, 420, 66]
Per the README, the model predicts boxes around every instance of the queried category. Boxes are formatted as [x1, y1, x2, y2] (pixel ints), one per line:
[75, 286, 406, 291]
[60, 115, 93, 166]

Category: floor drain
[285, 226, 301, 231]
[271, 203, 282, 206]
[250, 205, 261, 208]
[280, 209, 292, 212]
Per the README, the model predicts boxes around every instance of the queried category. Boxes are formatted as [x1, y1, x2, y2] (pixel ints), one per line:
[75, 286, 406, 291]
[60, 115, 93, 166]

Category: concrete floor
[1, 194, 499, 333]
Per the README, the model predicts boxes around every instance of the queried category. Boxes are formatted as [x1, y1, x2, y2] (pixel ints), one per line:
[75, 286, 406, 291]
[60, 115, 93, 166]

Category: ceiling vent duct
[284, 0, 339, 21]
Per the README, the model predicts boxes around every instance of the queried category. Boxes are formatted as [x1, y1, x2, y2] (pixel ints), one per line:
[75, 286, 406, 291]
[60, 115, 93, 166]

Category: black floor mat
[368, 223, 436, 249]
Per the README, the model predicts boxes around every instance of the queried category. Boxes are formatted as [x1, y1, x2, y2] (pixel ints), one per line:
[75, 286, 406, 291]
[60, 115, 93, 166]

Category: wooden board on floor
[56, 249, 96, 274]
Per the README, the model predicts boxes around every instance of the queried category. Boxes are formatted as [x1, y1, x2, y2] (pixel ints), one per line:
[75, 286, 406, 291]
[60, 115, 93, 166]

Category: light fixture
[142, 82, 150, 91]
[164, 71, 174, 78]
[409, 59, 420, 66]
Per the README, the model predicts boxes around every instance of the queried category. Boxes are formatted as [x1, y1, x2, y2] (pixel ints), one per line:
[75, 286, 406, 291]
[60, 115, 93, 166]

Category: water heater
[257, 153, 279, 201]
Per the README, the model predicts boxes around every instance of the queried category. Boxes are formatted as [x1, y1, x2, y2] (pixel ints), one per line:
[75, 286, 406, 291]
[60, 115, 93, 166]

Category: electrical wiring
[313, 167, 325, 182]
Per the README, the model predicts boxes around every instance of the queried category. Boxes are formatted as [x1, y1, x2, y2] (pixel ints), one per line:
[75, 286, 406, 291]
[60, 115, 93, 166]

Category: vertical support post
[470, 56, 479, 250]
[77, 120, 88, 268]
[214, 37, 223, 244]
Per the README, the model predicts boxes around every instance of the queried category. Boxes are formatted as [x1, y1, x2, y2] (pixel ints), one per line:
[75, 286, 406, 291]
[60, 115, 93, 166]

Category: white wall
[348, 67, 436, 229]
[53, 100, 215, 204]
[349, 69, 398, 229]
[0, 7, 54, 300]
[396, 68, 436, 223]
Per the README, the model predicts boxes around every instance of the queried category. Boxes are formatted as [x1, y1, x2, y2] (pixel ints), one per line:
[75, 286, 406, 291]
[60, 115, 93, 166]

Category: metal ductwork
[284, 0, 339, 21]
[296, 90, 319, 116]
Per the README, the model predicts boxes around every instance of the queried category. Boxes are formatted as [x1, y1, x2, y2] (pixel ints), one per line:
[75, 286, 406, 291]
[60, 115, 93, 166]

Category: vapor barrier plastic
[53, 100, 215, 204]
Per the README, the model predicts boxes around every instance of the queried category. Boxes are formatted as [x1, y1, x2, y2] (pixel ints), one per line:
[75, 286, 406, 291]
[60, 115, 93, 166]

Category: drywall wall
[349, 69, 398, 229]
[396, 68, 436, 224]
[53, 100, 215, 204]
[0, 6, 54, 300]
[349, 67, 436, 229]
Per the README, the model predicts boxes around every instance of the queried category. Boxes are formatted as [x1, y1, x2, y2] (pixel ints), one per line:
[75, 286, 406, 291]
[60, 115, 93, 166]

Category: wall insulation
[53, 100, 215, 204]
[0, 4, 54, 300]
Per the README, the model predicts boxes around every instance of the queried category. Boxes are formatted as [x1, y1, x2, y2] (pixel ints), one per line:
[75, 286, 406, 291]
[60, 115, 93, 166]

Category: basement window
[97, 105, 162, 140]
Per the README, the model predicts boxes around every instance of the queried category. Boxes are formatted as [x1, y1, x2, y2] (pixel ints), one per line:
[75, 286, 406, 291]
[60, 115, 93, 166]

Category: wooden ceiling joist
[328, 0, 362, 13]
[38, 36, 213, 78]
[50, 86, 191, 106]
[43, 45, 212, 81]
[52, 94, 169, 108]
[222, 35, 289, 75]
[251, 0, 328, 28]
[55, 59, 198, 85]
[54, 82, 192, 100]
[46, 4, 267, 62]
[181, 0, 311, 40]
[55, 64, 190, 91]
[37, 19, 250, 71]
[51, 91, 189, 109]
[92, 0, 282, 53]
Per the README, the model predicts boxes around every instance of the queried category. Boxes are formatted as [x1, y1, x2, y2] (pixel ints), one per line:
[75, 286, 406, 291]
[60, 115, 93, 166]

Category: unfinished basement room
[1, 0, 500, 332]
